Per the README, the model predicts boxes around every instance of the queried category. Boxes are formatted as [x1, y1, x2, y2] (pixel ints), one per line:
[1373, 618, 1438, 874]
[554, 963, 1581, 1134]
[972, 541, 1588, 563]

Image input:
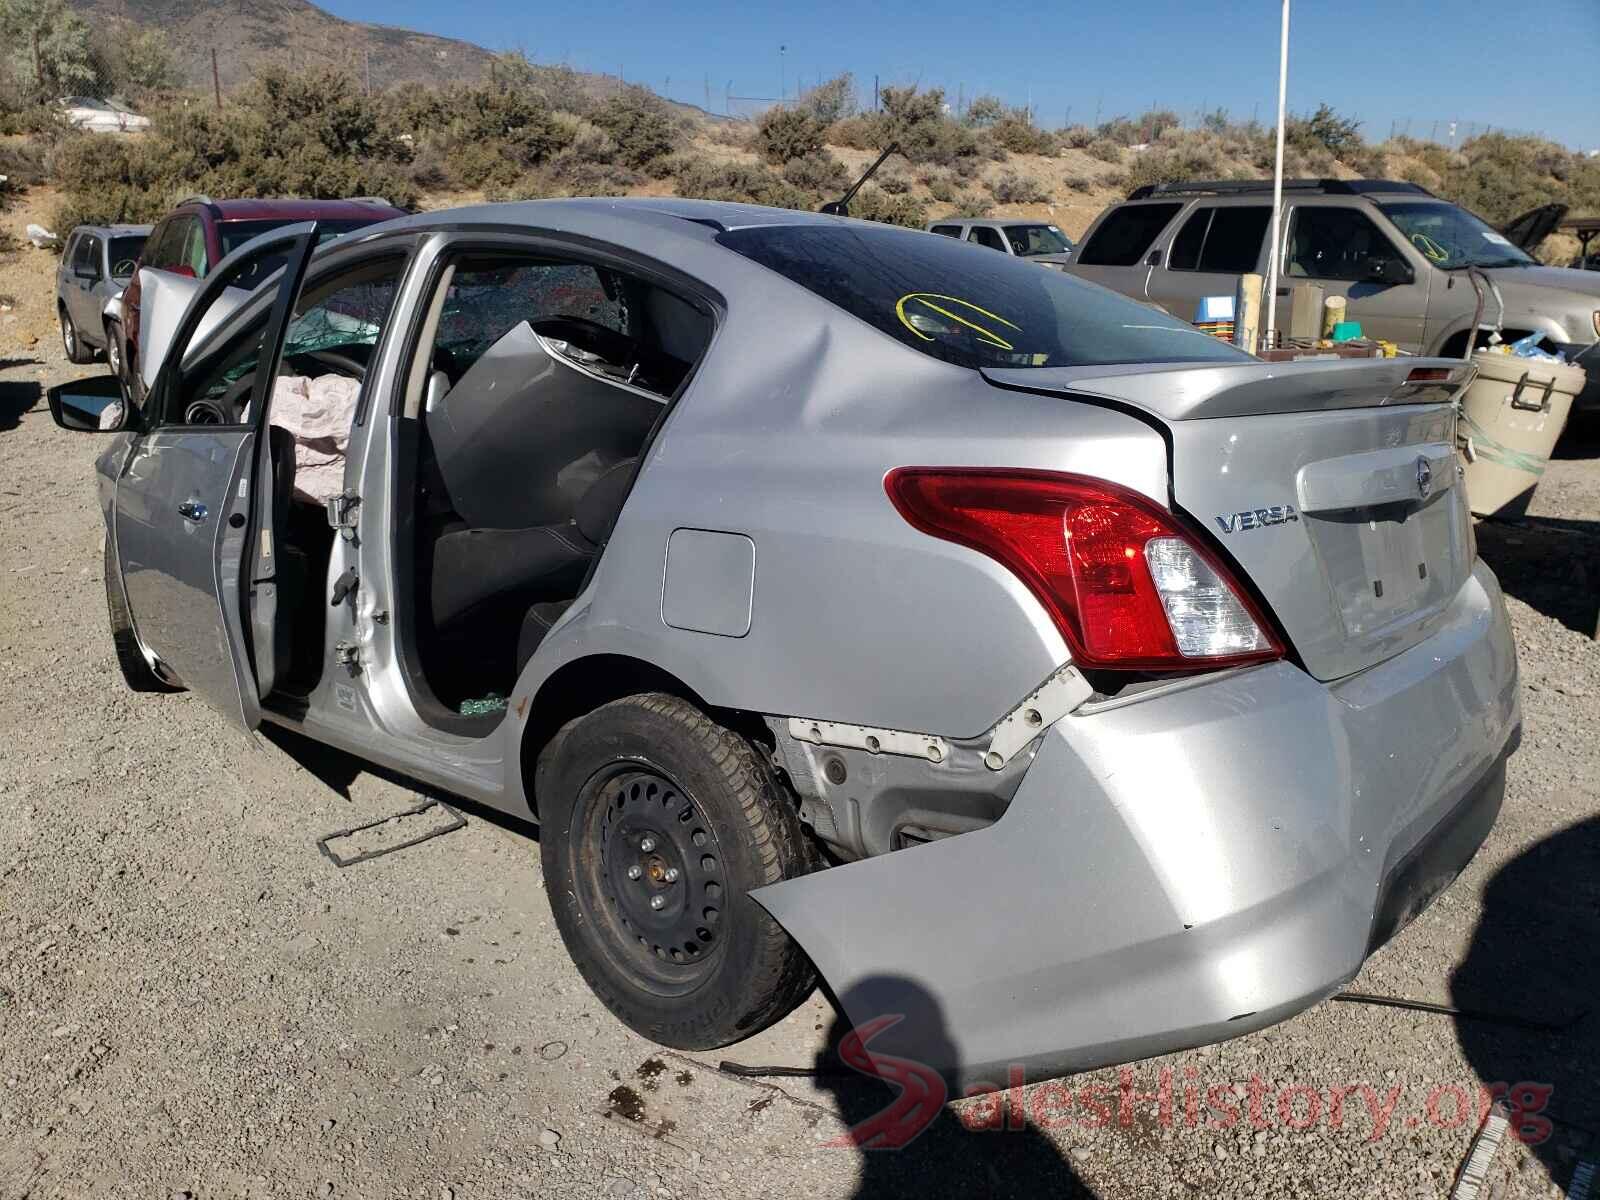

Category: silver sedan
[49, 199, 1519, 1087]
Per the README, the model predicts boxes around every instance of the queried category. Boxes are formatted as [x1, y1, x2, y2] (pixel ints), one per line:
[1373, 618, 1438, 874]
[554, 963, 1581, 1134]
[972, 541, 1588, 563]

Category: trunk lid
[983, 358, 1476, 680]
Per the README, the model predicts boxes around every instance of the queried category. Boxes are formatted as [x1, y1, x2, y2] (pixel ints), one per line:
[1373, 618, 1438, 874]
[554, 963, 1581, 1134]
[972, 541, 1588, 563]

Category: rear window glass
[717, 223, 1249, 370]
[1075, 203, 1181, 266]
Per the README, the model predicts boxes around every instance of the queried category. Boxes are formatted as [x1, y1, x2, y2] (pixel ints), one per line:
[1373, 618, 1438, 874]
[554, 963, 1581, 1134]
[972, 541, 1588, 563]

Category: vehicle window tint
[967, 226, 1007, 252]
[430, 259, 628, 379]
[1168, 210, 1209, 271]
[1197, 207, 1269, 272]
[1075, 203, 1181, 266]
[1287, 207, 1405, 281]
[155, 218, 191, 272]
[219, 219, 377, 260]
[180, 219, 208, 278]
[718, 222, 1249, 370]
[108, 235, 146, 279]
[72, 234, 99, 274]
[141, 222, 168, 268]
[930, 225, 962, 238]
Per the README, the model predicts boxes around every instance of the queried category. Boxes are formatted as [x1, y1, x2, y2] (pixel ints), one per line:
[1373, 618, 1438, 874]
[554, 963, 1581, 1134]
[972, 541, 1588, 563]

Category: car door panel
[117, 430, 257, 722]
[1146, 206, 1270, 324]
[69, 235, 99, 333]
[113, 223, 318, 730]
[1277, 204, 1429, 352]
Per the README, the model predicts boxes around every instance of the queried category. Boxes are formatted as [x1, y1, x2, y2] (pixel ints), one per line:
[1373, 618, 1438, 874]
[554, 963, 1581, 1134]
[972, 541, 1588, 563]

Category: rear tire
[105, 539, 180, 693]
[61, 306, 92, 364]
[539, 693, 816, 1050]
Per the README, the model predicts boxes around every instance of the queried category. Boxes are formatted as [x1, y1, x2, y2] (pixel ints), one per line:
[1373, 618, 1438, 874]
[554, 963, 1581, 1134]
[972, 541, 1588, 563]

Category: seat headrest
[575, 458, 638, 544]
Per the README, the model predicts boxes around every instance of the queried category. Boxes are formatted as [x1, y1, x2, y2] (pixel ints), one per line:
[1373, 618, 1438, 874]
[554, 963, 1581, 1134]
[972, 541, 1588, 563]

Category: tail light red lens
[885, 468, 1284, 671]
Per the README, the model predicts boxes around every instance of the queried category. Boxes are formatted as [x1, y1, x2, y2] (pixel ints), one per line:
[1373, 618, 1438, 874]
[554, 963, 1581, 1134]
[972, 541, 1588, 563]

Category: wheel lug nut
[649, 895, 666, 910]
[627, 865, 643, 881]
[664, 867, 680, 883]
[640, 837, 656, 852]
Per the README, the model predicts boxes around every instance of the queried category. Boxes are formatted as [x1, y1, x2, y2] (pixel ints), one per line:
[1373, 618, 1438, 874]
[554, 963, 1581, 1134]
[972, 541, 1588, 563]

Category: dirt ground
[4, 215, 1600, 1200]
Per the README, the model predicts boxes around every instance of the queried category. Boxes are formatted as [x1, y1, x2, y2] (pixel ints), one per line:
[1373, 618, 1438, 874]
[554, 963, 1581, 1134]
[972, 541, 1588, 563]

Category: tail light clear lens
[1143, 537, 1274, 658]
[885, 468, 1284, 672]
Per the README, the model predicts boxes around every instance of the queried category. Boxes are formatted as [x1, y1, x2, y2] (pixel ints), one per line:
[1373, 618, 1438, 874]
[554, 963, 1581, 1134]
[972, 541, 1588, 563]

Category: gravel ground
[4, 319, 1600, 1198]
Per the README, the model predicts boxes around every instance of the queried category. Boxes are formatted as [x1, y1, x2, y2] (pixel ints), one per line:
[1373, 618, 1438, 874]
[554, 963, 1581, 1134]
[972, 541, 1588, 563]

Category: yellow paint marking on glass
[1410, 233, 1449, 263]
[895, 293, 1021, 350]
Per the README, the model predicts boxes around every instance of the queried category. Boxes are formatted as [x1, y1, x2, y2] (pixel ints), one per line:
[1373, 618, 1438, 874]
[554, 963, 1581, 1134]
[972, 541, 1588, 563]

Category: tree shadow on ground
[814, 978, 1096, 1199]
[0, 380, 41, 432]
[1453, 815, 1600, 1191]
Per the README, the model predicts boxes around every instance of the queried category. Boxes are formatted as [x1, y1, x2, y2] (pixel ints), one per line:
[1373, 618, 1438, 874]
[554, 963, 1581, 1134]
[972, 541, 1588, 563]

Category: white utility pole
[1262, 0, 1290, 353]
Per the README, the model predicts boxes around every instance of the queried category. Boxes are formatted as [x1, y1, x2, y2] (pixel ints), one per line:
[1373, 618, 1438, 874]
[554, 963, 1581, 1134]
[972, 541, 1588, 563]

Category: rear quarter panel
[510, 293, 1172, 742]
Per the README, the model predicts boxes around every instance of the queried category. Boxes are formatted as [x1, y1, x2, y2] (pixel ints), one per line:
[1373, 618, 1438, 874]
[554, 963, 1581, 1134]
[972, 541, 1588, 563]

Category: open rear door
[113, 224, 318, 730]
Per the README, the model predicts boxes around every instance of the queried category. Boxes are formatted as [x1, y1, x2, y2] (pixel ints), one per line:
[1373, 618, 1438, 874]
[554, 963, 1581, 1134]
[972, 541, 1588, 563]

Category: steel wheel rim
[574, 764, 728, 991]
[62, 317, 74, 356]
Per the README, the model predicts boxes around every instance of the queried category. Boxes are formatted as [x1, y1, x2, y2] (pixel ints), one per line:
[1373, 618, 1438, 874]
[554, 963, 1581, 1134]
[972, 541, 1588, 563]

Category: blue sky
[321, 0, 1599, 150]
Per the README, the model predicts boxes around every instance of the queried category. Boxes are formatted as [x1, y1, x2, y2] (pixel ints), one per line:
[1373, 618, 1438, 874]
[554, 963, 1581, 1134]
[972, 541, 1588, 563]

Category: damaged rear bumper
[752, 561, 1520, 1089]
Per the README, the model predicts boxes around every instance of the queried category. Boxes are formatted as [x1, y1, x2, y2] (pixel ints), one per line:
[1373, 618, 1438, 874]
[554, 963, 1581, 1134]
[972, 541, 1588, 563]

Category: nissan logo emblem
[1416, 456, 1433, 500]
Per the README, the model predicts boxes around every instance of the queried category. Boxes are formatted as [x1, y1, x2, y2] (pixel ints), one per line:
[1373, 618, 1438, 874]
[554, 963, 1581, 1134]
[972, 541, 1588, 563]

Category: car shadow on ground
[1553, 415, 1600, 461]
[813, 978, 1096, 1199]
[1453, 815, 1600, 1191]
[258, 722, 536, 839]
[0, 379, 42, 432]
[1475, 517, 1600, 637]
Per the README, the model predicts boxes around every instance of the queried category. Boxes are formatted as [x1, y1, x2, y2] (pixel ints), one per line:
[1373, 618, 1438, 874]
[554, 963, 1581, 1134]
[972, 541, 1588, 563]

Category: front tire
[539, 693, 816, 1050]
[105, 320, 124, 381]
[61, 306, 92, 364]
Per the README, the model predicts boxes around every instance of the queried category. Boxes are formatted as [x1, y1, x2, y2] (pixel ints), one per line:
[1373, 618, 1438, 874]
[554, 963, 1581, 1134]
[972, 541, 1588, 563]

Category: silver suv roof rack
[1126, 178, 1433, 201]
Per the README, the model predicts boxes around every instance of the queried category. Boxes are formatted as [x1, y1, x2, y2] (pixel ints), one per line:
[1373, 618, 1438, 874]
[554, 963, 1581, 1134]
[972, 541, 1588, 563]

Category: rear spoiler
[982, 358, 1474, 422]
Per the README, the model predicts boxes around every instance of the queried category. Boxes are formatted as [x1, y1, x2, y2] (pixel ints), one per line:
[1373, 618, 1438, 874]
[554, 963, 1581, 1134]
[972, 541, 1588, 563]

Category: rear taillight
[885, 468, 1284, 672]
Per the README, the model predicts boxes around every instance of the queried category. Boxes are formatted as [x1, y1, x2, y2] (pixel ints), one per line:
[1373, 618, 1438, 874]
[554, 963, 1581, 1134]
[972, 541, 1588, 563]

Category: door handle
[177, 499, 209, 522]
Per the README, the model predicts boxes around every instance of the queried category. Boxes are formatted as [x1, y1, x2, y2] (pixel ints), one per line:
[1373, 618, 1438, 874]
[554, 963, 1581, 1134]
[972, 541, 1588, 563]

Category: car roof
[371, 196, 845, 237]
[70, 224, 153, 237]
[176, 197, 409, 221]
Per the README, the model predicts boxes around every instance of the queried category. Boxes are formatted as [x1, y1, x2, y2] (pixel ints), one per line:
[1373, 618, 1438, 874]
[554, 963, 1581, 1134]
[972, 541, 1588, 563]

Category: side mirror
[47, 374, 129, 432]
[1366, 256, 1413, 286]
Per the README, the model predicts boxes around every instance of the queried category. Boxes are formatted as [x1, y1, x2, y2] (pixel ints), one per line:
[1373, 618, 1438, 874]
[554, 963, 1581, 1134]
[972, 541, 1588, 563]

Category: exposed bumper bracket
[983, 662, 1093, 769]
[787, 717, 950, 764]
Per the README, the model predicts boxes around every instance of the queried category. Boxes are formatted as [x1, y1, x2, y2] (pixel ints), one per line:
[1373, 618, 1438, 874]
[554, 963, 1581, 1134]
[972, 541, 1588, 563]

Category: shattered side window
[434, 261, 627, 378]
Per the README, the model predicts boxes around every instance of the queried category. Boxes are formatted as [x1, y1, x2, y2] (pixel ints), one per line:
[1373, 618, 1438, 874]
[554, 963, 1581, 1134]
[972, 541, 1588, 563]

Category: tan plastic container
[1458, 350, 1588, 517]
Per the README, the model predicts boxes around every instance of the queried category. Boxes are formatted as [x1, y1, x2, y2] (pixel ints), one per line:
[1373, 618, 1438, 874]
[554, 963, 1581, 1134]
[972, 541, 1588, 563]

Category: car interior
[171, 253, 407, 700]
[394, 253, 715, 723]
